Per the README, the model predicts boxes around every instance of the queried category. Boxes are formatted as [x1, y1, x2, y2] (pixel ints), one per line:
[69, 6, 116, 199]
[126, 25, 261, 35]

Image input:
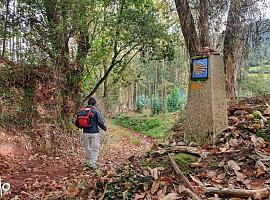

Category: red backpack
[76, 107, 94, 128]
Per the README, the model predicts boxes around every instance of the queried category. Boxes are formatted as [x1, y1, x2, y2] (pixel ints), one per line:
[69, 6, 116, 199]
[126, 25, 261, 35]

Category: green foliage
[152, 97, 163, 115]
[256, 130, 270, 141]
[82, 0, 167, 94]
[112, 114, 175, 139]
[208, 158, 219, 170]
[247, 28, 270, 67]
[136, 95, 147, 112]
[241, 66, 270, 96]
[167, 89, 186, 112]
[110, 123, 142, 145]
[256, 121, 270, 141]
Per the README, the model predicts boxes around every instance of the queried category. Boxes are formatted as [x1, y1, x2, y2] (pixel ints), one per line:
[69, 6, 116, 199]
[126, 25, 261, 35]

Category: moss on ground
[138, 153, 198, 175]
[174, 153, 198, 174]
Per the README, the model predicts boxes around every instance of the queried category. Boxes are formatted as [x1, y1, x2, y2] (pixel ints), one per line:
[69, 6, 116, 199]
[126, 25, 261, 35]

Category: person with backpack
[75, 97, 107, 169]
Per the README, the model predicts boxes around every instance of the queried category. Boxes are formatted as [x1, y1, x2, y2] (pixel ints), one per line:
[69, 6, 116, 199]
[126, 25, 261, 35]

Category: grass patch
[112, 114, 176, 139]
[248, 65, 270, 72]
[241, 65, 270, 96]
[109, 122, 142, 145]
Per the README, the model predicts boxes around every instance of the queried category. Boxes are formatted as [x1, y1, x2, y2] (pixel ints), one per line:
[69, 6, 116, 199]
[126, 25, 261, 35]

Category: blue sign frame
[191, 56, 209, 80]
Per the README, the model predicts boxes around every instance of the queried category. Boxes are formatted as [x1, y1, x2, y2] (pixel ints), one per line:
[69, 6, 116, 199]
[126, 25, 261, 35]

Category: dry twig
[168, 154, 201, 199]
[99, 183, 108, 200]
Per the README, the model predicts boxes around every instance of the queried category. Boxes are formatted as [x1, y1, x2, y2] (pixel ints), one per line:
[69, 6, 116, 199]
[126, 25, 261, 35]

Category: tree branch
[83, 44, 140, 103]
[168, 154, 200, 197]
[205, 187, 269, 199]
[111, 48, 141, 85]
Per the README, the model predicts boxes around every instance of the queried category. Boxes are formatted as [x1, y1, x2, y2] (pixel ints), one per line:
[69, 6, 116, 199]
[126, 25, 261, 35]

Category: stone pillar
[184, 54, 228, 144]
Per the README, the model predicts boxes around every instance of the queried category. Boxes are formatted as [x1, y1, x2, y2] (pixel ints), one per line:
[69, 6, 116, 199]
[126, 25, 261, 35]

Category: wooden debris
[216, 149, 240, 154]
[99, 183, 108, 200]
[205, 187, 270, 199]
[155, 146, 201, 156]
[183, 188, 202, 200]
[168, 154, 201, 199]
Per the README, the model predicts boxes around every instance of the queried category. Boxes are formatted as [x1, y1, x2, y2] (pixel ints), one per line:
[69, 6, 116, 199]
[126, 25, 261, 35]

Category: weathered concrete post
[184, 54, 228, 144]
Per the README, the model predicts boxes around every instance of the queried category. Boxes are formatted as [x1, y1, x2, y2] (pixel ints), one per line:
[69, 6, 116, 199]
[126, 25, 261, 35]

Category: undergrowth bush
[136, 95, 147, 112]
[167, 89, 186, 112]
[152, 98, 163, 115]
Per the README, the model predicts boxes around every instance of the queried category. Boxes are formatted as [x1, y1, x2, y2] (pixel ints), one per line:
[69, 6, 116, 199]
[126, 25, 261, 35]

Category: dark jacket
[81, 106, 107, 133]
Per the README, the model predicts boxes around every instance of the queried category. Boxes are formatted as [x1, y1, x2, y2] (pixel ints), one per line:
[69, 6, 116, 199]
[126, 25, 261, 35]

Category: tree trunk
[198, 0, 210, 48]
[103, 65, 108, 98]
[77, 31, 90, 61]
[17, 37, 21, 60]
[223, 0, 242, 99]
[162, 59, 166, 107]
[133, 82, 137, 110]
[174, 0, 200, 57]
[157, 61, 162, 99]
[224, 51, 235, 99]
[2, 0, 10, 57]
[12, 35, 15, 61]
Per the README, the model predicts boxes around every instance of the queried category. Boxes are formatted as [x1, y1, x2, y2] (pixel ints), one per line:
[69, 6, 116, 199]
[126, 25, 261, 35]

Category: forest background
[0, 0, 269, 142]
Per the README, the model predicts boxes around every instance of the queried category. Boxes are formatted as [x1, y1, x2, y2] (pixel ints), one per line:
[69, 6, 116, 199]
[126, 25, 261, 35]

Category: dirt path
[0, 122, 153, 199]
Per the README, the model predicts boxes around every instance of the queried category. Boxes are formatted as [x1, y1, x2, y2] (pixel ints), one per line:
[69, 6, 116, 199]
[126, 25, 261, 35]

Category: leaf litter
[94, 96, 270, 200]
[1, 96, 270, 199]
[0, 123, 152, 199]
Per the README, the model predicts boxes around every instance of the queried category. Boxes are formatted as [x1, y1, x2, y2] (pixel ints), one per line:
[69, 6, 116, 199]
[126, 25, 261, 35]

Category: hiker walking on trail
[75, 97, 107, 169]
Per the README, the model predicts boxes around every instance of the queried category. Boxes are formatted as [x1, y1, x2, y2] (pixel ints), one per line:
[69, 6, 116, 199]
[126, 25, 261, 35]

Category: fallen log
[155, 146, 201, 157]
[168, 154, 201, 199]
[205, 187, 270, 199]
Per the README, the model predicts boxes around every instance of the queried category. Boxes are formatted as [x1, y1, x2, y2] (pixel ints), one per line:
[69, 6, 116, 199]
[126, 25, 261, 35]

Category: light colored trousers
[82, 133, 100, 167]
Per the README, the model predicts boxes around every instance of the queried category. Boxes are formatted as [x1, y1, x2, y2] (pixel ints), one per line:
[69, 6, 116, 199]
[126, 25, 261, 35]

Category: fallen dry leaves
[1, 96, 270, 199]
[94, 96, 270, 199]
[0, 123, 152, 199]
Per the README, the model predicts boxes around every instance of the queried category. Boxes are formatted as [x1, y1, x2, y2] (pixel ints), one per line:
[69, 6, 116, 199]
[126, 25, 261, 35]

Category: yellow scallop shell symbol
[194, 63, 207, 75]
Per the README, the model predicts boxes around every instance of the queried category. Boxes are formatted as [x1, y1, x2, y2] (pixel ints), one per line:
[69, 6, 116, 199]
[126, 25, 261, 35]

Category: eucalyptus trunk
[223, 0, 243, 99]
[174, 0, 200, 57]
[2, 0, 10, 57]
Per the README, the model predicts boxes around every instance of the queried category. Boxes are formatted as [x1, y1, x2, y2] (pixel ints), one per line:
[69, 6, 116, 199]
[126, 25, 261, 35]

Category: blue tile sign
[191, 57, 208, 80]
